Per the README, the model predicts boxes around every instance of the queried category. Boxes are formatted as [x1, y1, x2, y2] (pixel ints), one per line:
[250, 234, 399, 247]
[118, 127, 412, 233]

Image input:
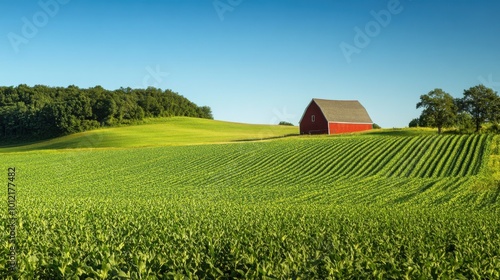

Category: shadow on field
[366, 129, 438, 137]
[233, 134, 300, 142]
[0, 137, 54, 150]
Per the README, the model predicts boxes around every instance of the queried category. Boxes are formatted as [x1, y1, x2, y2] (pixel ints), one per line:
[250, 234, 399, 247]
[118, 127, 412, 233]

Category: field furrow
[2, 132, 497, 279]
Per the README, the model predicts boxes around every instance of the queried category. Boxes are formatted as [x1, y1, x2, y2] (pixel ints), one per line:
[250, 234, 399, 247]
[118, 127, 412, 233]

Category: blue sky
[1, 0, 500, 128]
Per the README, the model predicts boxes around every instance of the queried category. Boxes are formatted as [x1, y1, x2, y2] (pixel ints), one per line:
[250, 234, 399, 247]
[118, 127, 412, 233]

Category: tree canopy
[416, 89, 457, 134]
[413, 84, 500, 133]
[0, 85, 213, 140]
[459, 84, 500, 132]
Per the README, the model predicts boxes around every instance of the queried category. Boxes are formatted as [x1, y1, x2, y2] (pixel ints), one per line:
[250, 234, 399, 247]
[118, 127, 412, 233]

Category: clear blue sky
[1, 0, 499, 128]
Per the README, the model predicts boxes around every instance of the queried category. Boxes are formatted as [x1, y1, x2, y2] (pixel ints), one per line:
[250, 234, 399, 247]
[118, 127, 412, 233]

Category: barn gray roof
[310, 99, 373, 123]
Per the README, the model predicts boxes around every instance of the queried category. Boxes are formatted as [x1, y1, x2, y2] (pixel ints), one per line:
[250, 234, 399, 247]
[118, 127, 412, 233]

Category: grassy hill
[0, 117, 298, 152]
[2, 121, 500, 278]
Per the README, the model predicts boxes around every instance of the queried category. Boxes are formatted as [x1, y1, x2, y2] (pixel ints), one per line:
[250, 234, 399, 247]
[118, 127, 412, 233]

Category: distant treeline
[0, 84, 213, 139]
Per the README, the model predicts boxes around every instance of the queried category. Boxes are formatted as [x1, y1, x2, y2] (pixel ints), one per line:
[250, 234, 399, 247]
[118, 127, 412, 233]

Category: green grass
[0, 117, 298, 152]
[0, 118, 451, 153]
[363, 127, 439, 136]
[487, 135, 500, 181]
[2, 130, 500, 278]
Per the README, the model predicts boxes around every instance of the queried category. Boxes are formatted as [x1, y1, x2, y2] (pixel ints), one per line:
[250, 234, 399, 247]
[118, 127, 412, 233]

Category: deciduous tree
[460, 84, 499, 132]
[416, 89, 457, 134]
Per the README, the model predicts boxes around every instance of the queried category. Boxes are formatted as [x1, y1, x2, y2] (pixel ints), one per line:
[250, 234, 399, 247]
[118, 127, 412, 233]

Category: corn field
[1, 134, 499, 279]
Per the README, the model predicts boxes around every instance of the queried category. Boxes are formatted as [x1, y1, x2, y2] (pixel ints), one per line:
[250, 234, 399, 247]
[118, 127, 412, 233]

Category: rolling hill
[0, 117, 298, 152]
[2, 118, 499, 278]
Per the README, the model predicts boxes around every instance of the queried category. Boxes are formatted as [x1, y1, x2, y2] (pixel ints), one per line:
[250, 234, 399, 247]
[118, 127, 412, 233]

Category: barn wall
[300, 101, 329, 134]
[329, 122, 372, 134]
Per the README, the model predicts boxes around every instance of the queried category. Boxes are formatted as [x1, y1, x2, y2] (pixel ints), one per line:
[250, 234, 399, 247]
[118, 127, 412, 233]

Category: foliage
[486, 123, 500, 134]
[488, 135, 500, 181]
[455, 112, 475, 134]
[279, 121, 294, 126]
[372, 123, 381, 129]
[408, 117, 432, 128]
[413, 85, 500, 134]
[416, 89, 457, 134]
[458, 84, 500, 132]
[408, 118, 419, 128]
[0, 85, 213, 140]
[1, 133, 499, 278]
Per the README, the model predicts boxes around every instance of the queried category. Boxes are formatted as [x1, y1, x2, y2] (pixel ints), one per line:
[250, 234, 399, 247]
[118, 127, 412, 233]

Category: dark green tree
[279, 121, 294, 126]
[416, 89, 457, 134]
[93, 97, 117, 125]
[460, 84, 499, 132]
[0, 84, 212, 140]
[199, 106, 213, 119]
[408, 118, 419, 128]
[455, 112, 475, 134]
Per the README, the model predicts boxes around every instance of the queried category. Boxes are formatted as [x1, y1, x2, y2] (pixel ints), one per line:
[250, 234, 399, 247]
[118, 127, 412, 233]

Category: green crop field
[1, 118, 500, 279]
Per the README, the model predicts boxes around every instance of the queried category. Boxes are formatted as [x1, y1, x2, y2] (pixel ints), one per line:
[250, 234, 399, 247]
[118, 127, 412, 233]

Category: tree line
[411, 84, 500, 134]
[0, 84, 213, 140]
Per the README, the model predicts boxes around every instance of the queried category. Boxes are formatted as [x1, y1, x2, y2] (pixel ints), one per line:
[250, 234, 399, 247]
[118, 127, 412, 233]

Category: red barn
[299, 99, 373, 134]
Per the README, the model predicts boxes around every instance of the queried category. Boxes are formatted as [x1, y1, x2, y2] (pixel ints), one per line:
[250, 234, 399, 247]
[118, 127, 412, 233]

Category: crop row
[0, 134, 497, 278]
[163, 134, 490, 185]
[5, 134, 494, 208]
[2, 196, 500, 278]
